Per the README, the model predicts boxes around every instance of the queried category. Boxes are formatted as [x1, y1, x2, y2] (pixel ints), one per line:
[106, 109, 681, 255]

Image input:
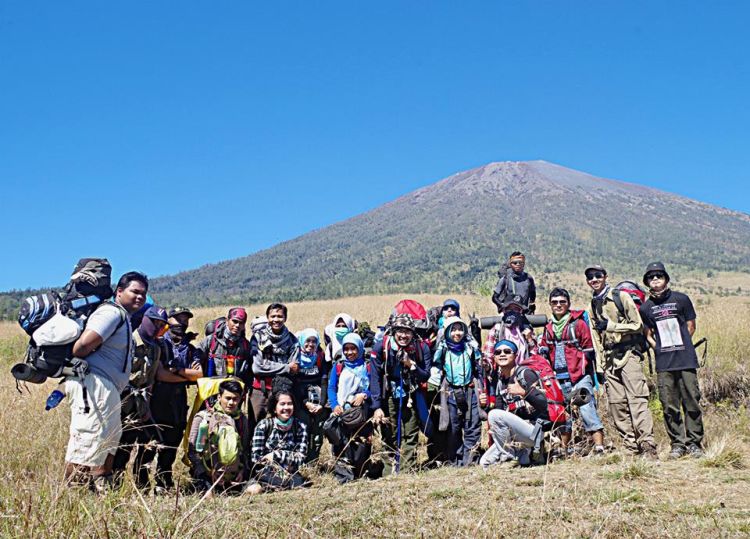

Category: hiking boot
[91, 474, 114, 495]
[668, 446, 686, 459]
[591, 445, 606, 455]
[686, 444, 704, 458]
[639, 442, 658, 460]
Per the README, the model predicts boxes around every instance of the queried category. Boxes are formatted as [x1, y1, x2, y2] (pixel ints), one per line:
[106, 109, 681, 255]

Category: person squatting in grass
[293, 328, 330, 463]
[246, 389, 309, 494]
[586, 264, 657, 457]
[539, 288, 606, 455]
[480, 340, 551, 468]
[65, 271, 146, 491]
[325, 333, 373, 483]
[430, 317, 486, 466]
[369, 314, 432, 475]
[639, 262, 705, 459]
[250, 303, 301, 423]
[187, 379, 251, 494]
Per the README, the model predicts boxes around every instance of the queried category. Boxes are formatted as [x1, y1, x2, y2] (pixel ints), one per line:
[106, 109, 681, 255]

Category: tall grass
[0, 292, 748, 537]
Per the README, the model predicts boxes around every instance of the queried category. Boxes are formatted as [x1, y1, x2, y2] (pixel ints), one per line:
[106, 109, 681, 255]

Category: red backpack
[516, 354, 567, 425]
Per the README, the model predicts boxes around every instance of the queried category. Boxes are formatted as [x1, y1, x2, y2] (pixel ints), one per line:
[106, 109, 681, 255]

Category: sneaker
[592, 445, 606, 455]
[668, 446, 686, 459]
[639, 442, 659, 460]
[686, 444, 704, 458]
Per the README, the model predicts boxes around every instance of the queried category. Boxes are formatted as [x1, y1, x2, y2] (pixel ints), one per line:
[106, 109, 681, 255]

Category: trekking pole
[396, 375, 403, 474]
[693, 337, 708, 367]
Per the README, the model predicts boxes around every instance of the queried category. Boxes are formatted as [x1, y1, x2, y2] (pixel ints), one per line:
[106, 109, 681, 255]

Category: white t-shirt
[84, 303, 133, 393]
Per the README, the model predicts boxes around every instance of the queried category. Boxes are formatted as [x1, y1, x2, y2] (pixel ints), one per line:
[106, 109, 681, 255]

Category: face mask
[335, 327, 350, 343]
[503, 312, 520, 328]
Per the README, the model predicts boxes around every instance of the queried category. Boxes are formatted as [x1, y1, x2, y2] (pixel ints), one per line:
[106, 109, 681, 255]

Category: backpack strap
[611, 290, 626, 320]
[102, 300, 131, 374]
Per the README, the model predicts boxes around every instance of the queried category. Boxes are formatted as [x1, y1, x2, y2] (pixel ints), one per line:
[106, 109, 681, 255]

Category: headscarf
[327, 313, 355, 360]
[337, 333, 369, 406]
[296, 328, 320, 369]
[443, 316, 467, 354]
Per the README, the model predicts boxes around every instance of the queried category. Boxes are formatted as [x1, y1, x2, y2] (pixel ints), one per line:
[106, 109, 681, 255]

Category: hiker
[369, 314, 432, 475]
[586, 264, 657, 457]
[431, 317, 485, 466]
[492, 251, 537, 314]
[325, 333, 373, 483]
[250, 303, 300, 423]
[112, 305, 171, 488]
[480, 340, 550, 467]
[481, 298, 535, 371]
[197, 307, 253, 385]
[141, 307, 205, 491]
[324, 313, 356, 363]
[245, 389, 309, 494]
[639, 263, 705, 458]
[65, 272, 146, 491]
[187, 379, 251, 494]
[294, 328, 330, 462]
[539, 288, 606, 455]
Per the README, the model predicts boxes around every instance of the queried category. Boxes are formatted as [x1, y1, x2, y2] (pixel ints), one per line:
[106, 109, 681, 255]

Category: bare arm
[644, 327, 656, 349]
[72, 329, 104, 358]
[687, 319, 696, 337]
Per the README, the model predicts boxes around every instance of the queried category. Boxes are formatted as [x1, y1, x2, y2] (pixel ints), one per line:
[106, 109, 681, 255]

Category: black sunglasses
[550, 299, 569, 305]
[586, 271, 605, 280]
[646, 272, 666, 281]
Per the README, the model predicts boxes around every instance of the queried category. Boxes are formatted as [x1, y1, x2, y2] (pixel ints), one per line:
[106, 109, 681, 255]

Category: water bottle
[45, 389, 65, 411]
[206, 357, 216, 377]
[195, 419, 209, 452]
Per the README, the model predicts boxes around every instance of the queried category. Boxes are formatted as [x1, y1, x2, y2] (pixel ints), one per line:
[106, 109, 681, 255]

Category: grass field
[0, 292, 748, 538]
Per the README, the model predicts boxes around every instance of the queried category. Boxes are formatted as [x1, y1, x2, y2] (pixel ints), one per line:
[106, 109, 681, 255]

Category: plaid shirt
[251, 418, 308, 472]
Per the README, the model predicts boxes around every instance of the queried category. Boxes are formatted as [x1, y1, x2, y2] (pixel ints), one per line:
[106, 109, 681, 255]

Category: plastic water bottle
[195, 420, 209, 452]
[45, 389, 65, 411]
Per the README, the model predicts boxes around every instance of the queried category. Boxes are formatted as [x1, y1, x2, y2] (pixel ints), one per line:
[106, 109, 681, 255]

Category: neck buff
[138, 317, 158, 345]
[274, 416, 294, 431]
[214, 401, 240, 418]
[649, 286, 671, 300]
[593, 284, 610, 299]
[552, 313, 571, 340]
[223, 325, 240, 344]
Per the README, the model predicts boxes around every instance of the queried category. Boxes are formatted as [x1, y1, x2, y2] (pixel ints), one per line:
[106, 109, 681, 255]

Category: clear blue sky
[1, 1, 748, 290]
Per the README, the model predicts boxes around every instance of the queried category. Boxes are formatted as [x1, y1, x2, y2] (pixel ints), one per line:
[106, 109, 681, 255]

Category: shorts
[64, 374, 122, 467]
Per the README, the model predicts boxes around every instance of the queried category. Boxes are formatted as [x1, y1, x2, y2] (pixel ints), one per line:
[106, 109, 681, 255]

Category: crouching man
[187, 379, 251, 494]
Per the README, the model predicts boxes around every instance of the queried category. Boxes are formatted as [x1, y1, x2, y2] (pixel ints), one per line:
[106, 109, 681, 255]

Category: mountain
[2, 160, 749, 318]
[146, 160, 750, 307]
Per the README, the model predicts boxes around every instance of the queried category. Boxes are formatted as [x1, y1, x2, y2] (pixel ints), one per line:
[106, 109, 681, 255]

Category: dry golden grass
[0, 291, 749, 538]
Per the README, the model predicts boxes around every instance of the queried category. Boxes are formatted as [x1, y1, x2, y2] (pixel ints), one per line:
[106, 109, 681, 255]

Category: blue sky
[1, 1, 748, 290]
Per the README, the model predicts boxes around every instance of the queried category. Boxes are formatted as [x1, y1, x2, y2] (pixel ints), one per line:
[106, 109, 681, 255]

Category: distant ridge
[147, 160, 750, 307]
[2, 160, 748, 316]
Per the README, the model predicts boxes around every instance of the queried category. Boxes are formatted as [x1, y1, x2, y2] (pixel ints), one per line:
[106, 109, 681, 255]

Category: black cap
[168, 306, 194, 319]
[643, 262, 670, 285]
[584, 264, 607, 276]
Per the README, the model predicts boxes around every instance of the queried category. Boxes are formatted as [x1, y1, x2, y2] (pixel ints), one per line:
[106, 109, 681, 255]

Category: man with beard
[639, 263, 704, 459]
[250, 303, 300, 423]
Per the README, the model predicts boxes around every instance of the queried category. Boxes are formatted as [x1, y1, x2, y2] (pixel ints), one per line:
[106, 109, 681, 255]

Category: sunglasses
[550, 299, 569, 305]
[646, 273, 666, 281]
[494, 348, 515, 355]
[586, 271, 605, 280]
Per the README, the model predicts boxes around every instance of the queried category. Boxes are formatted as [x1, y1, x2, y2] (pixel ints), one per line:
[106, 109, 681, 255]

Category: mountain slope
[147, 160, 750, 307]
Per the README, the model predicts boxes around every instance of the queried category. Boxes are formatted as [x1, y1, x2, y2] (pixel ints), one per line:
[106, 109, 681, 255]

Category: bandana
[227, 307, 247, 323]
[494, 339, 518, 353]
[649, 286, 671, 300]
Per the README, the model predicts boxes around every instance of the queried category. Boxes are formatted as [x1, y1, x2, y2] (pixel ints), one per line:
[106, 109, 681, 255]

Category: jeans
[479, 409, 536, 467]
[559, 375, 604, 433]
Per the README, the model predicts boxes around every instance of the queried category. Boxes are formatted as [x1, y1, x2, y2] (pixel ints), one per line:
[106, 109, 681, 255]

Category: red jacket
[539, 310, 593, 384]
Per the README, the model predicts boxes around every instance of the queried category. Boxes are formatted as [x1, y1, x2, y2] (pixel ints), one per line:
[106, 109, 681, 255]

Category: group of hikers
[47, 252, 705, 494]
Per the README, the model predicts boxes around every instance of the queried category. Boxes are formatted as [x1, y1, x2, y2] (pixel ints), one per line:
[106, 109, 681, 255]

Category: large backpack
[598, 284, 649, 355]
[197, 409, 247, 483]
[385, 300, 438, 348]
[13, 258, 124, 385]
[516, 354, 567, 425]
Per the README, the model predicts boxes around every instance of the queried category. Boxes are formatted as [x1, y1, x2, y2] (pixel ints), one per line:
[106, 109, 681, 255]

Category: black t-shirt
[491, 367, 549, 422]
[640, 290, 698, 372]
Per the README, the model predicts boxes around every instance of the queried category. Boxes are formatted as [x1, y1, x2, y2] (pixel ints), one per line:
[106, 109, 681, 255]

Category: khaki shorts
[64, 374, 122, 467]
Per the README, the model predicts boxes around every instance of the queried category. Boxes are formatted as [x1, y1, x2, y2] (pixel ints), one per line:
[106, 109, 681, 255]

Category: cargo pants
[604, 356, 655, 453]
[656, 369, 704, 450]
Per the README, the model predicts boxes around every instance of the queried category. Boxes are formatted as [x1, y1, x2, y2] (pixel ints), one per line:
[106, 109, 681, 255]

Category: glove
[595, 319, 609, 333]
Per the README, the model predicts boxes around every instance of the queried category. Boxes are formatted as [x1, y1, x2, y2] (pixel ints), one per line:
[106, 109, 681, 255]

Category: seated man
[187, 379, 251, 494]
[480, 340, 550, 467]
[539, 288, 605, 455]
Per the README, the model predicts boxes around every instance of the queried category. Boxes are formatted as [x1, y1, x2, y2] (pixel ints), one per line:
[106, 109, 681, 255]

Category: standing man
[369, 314, 432, 475]
[250, 303, 300, 423]
[197, 307, 253, 384]
[492, 251, 537, 314]
[66, 271, 147, 490]
[585, 264, 657, 457]
[639, 262, 704, 458]
[539, 288, 606, 454]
